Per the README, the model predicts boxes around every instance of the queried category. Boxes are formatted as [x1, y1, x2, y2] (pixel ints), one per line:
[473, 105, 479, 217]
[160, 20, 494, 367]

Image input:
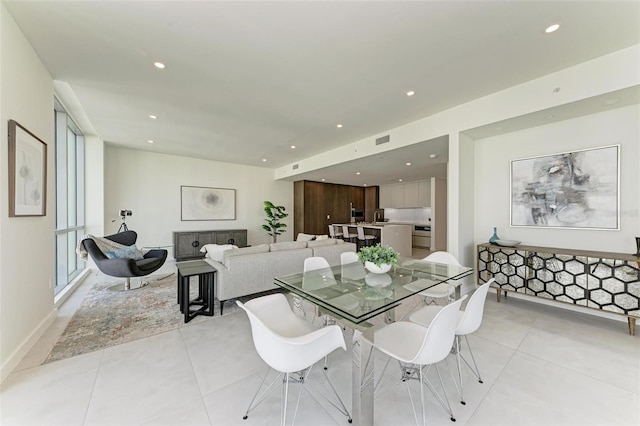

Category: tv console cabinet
[173, 229, 247, 261]
[477, 243, 639, 335]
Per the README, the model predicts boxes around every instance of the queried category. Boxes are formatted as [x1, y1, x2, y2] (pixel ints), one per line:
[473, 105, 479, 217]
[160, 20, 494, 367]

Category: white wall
[474, 104, 640, 253]
[104, 147, 294, 254]
[0, 4, 56, 381]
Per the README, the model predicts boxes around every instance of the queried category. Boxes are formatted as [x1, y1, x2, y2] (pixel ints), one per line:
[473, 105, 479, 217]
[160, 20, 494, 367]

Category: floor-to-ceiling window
[54, 100, 85, 295]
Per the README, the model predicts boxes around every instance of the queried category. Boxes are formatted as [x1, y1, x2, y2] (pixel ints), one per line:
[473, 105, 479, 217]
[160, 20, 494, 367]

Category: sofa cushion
[223, 244, 269, 266]
[307, 238, 337, 248]
[270, 241, 308, 252]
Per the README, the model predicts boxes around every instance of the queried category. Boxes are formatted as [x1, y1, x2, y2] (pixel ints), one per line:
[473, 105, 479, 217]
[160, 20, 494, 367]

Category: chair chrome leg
[456, 336, 465, 405]
[282, 372, 289, 426]
[462, 335, 483, 383]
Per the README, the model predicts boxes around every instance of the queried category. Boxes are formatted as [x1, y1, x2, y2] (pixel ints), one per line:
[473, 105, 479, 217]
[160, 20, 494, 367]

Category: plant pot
[364, 261, 392, 274]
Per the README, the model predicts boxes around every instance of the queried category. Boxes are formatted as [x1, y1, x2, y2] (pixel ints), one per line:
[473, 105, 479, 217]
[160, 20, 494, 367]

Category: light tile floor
[1, 260, 639, 426]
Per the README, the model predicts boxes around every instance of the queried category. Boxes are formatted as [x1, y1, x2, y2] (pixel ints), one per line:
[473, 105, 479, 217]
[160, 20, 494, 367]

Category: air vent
[375, 135, 390, 145]
[292, 164, 299, 170]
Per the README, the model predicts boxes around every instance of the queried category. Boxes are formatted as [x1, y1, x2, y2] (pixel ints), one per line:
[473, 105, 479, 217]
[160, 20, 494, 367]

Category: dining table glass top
[274, 256, 473, 326]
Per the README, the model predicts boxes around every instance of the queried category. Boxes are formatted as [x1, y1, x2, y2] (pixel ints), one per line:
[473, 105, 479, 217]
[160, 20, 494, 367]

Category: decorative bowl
[364, 261, 392, 274]
[496, 239, 521, 247]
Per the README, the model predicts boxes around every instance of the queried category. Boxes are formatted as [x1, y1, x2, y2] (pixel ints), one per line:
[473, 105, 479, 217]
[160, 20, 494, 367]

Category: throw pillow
[199, 244, 237, 262]
[296, 233, 316, 242]
[105, 245, 144, 260]
[307, 239, 337, 247]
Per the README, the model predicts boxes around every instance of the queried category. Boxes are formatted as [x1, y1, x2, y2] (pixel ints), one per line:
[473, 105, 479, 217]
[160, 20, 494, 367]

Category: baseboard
[54, 268, 91, 307]
[487, 287, 626, 323]
[1, 308, 57, 384]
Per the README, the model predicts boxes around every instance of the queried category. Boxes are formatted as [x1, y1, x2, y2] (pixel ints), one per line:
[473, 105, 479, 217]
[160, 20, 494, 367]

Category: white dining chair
[365, 295, 467, 425]
[237, 293, 351, 425]
[341, 225, 358, 243]
[408, 251, 460, 305]
[409, 279, 493, 405]
[328, 224, 343, 239]
[340, 251, 366, 280]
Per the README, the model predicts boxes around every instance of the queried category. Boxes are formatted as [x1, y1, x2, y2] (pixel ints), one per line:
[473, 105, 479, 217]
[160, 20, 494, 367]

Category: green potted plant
[262, 201, 288, 243]
[357, 244, 399, 274]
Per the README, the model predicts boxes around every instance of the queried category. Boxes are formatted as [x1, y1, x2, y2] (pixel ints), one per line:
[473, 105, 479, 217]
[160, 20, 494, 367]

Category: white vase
[364, 261, 392, 274]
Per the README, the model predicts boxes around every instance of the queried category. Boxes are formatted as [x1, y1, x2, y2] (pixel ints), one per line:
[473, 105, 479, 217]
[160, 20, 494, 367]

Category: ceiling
[4, 1, 640, 186]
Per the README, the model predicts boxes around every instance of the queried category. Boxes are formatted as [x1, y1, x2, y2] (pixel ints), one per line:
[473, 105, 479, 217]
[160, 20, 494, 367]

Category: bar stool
[341, 225, 358, 243]
[356, 226, 377, 248]
[328, 224, 343, 239]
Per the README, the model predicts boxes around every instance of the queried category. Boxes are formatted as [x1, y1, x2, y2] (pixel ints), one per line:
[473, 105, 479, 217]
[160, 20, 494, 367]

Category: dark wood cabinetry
[293, 180, 378, 236]
[173, 229, 247, 261]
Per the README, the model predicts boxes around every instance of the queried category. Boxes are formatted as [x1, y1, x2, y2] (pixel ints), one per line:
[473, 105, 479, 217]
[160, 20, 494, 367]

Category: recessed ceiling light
[406, 91, 415, 96]
[363, 184, 367, 187]
[149, 114, 158, 120]
[399, 179, 403, 182]
[406, 162, 412, 166]
[429, 154, 437, 159]
[544, 114, 554, 120]
[290, 145, 296, 149]
[321, 178, 326, 182]
[262, 158, 267, 162]
[153, 62, 166, 69]
[545, 23, 560, 33]
[147, 140, 154, 144]
[356, 172, 361, 175]
[336, 124, 343, 128]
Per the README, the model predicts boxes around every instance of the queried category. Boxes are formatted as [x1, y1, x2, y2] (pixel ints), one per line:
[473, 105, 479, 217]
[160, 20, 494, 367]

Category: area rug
[44, 274, 243, 364]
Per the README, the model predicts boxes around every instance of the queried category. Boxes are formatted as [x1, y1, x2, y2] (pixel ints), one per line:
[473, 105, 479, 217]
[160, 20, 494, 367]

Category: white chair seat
[370, 321, 430, 362]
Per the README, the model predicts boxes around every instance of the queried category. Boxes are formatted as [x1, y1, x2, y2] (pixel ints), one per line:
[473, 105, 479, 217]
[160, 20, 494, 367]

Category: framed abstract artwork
[510, 145, 619, 229]
[181, 186, 236, 221]
[8, 120, 47, 217]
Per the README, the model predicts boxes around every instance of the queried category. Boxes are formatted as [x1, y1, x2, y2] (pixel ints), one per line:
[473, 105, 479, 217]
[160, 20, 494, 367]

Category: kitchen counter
[334, 223, 413, 257]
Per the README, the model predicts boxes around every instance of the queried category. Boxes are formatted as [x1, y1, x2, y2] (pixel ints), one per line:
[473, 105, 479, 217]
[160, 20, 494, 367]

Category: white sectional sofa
[202, 238, 356, 314]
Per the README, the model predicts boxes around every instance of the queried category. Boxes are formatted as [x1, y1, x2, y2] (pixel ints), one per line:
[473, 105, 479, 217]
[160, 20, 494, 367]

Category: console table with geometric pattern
[477, 243, 640, 335]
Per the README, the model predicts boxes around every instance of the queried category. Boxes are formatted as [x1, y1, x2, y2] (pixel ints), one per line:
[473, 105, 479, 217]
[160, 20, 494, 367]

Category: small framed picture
[8, 120, 47, 217]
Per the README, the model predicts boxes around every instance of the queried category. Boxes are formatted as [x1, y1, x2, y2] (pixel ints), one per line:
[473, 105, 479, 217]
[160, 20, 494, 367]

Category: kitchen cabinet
[293, 180, 372, 236]
[418, 181, 431, 207]
[380, 180, 430, 208]
[379, 185, 392, 208]
[391, 184, 405, 207]
[404, 182, 420, 207]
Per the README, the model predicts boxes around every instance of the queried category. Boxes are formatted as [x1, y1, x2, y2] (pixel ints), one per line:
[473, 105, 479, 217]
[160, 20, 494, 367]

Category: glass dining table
[274, 257, 473, 425]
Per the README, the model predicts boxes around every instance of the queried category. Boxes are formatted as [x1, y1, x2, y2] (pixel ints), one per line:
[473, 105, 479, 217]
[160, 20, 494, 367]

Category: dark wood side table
[176, 260, 217, 323]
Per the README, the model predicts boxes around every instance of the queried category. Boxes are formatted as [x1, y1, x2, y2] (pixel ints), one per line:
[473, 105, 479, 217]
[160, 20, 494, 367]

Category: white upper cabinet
[418, 181, 431, 207]
[403, 182, 420, 207]
[379, 185, 393, 208]
[391, 184, 405, 207]
[380, 180, 430, 208]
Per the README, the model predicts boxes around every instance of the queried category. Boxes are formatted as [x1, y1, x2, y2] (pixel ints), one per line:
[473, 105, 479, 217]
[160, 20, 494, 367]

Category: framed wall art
[181, 185, 236, 221]
[8, 119, 47, 217]
[510, 145, 619, 230]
